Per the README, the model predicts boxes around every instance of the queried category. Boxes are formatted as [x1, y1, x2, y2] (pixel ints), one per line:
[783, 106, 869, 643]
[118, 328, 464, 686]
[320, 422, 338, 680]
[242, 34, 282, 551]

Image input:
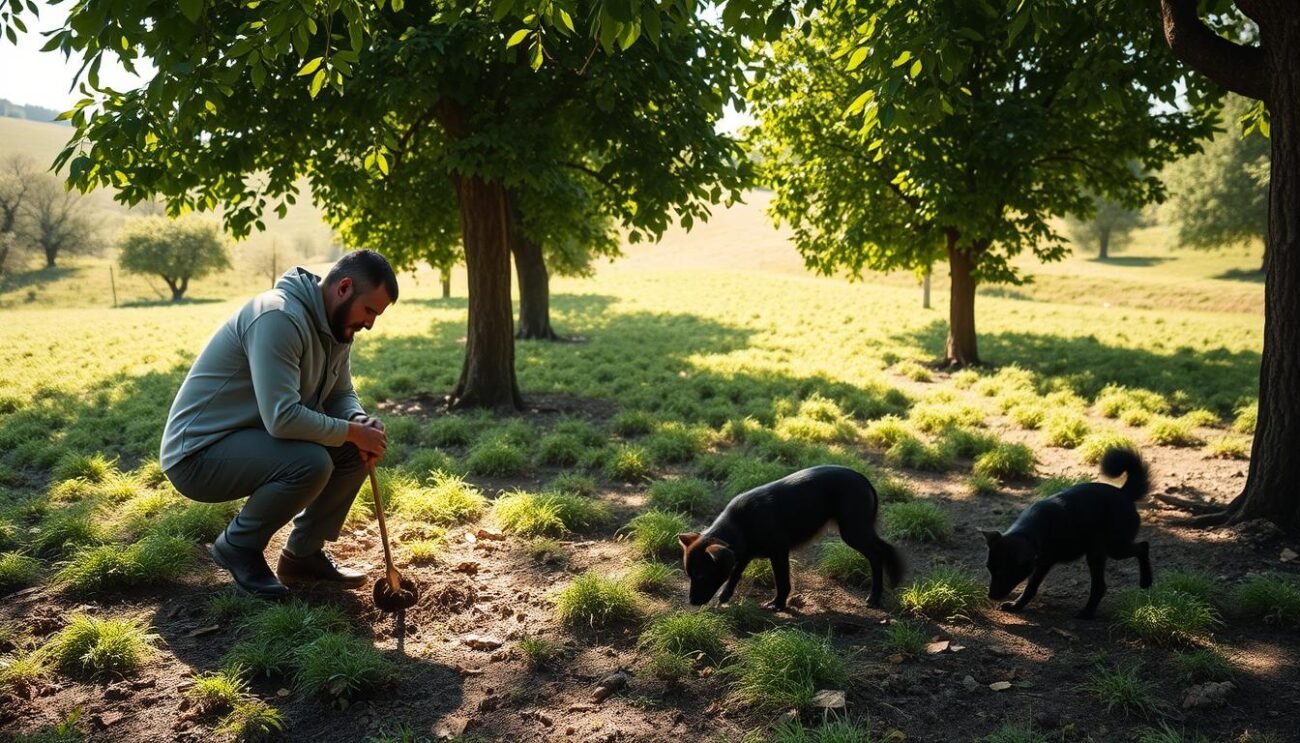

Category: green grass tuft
[875, 476, 914, 503]
[881, 501, 952, 542]
[973, 443, 1036, 482]
[465, 437, 529, 477]
[1078, 431, 1139, 464]
[770, 715, 881, 742]
[0, 551, 41, 591]
[968, 472, 1001, 496]
[1034, 474, 1093, 499]
[1174, 648, 1235, 684]
[1234, 574, 1300, 627]
[1147, 416, 1205, 447]
[612, 410, 656, 437]
[863, 415, 912, 450]
[295, 631, 394, 705]
[51, 453, 118, 485]
[1044, 412, 1090, 448]
[639, 610, 731, 662]
[216, 699, 286, 742]
[1085, 661, 1162, 718]
[723, 459, 790, 496]
[554, 572, 641, 628]
[885, 435, 955, 473]
[1115, 585, 1220, 646]
[880, 619, 927, 656]
[982, 722, 1047, 743]
[493, 490, 609, 537]
[394, 472, 487, 526]
[816, 540, 875, 588]
[424, 415, 476, 447]
[727, 628, 847, 710]
[1231, 402, 1257, 434]
[899, 566, 985, 619]
[624, 510, 691, 559]
[648, 478, 714, 514]
[519, 636, 563, 669]
[604, 445, 653, 482]
[186, 667, 249, 715]
[54, 534, 194, 594]
[1205, 435, 1251, 460]
[549, 472, 598, 497]
[937, 426, 1000, 459]
[626, 561, 677, 593]
[535, 432, 586, 467]
[646, 421, 711, 464]
[43, 613, 157, 678]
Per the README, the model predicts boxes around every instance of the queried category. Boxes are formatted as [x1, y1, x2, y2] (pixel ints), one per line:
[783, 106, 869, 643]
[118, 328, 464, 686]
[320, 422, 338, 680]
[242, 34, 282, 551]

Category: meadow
[1, 190, 1298, 743]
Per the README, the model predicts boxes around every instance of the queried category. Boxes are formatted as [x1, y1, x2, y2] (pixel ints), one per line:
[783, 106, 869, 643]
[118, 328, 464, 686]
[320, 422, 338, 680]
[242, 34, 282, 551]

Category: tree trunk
[944, 231, 980, 366]
[1210, 20, 1300, 532]
[1099, 228, 1111, 260]
[509, 199, 559, 340]
[448, 172, 523, 410]
[922, 265, 932, 309]
[44, 245, 56, 268]
[441, 267, 451, 299]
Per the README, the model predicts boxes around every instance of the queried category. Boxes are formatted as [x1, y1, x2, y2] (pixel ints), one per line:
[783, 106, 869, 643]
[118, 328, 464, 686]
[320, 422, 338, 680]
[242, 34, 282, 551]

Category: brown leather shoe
[277, 549, 366, 587]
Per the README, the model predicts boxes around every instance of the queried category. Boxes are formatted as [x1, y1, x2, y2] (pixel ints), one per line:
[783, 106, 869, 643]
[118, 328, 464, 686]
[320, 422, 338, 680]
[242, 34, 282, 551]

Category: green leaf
[179, 0, 202, 23]
[529, 41, 543, 70]
[844, 89, 874, 117]
[891, 50, 912, 68]
[376, 152, 389, 176]
[909, 59, 922, 78]
[846, 46, 867, 71]
[558, 8, 575, 33]
[507, 29, 529, 47]
[491, 0, 516, 22]
[296, 57, 323, 76]
[309, 68, 326, 98]
[391, 0, 404, 11]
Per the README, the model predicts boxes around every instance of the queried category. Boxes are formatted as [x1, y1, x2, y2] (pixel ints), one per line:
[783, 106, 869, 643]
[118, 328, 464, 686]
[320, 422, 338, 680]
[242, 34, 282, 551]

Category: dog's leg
[1077, 550, 1107, 619]
[1108, 540, 1153, 589]
[717, 557, 750, 605]
[762, 552, 791, 611]
[841, 529, 886, 607]
[1002, 564, 1051, 613]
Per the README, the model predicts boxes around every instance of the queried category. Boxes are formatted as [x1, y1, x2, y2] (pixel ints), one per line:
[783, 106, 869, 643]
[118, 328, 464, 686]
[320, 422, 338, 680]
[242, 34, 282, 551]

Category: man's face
[329, 279, 393, 343]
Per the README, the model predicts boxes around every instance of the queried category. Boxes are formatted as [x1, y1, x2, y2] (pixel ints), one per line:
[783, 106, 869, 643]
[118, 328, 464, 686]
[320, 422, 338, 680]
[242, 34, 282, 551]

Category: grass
[645, 649, 694, 684]
[880, 501, 953, 542]
[0, 551, 41, 590]
[8, 710, 85, 743]
[1147, 416, 1206, 447]
[519, 636, 564, 669]
[424, 415, 477, 447]
[646, 421, 711, 463]
[937, 425, 1000, 459]
[393, 472, 487, 526]
[885, 435, 955, 472]
[549, 472, 598, 496]
[880, 619, 927, 656]
[648, 477, 715, 514]
[863, 415, 912, 449]
[982, 722, 1048, 743]
[1085, 661, 1162, 718]
[493, 490, 609, 537]
[624, 509, 691, 559]
[1232, 402, 1257, 434]
[207, 591, 262, 621]
[726, 628, 847, 710]
[31, 506, 108, 557]
[892, 359, 933, 382]
[626, 561, 677, 593]
[535, 432, 586, 466]
[769, 715, 881, 743]
[296, 631, 394, 706]
[1044, 412, 1090, 448]
[216, 699, 286, 742]
[723, 459, 790, 496]
[226, 600, 349, 678]
[1034, 473, 1093, 498]
[968, 472, 1001, 496]
[51, 452, 118, 484]
[639, 610, 731, 662]
[1174, 648, 1235, 684]
[973, 443, 1037, 482]
[1205, 435, 1251, 459]
[1234, 573, 1300, 626]
[186, 667, 249, 715]
[42, 613, 157, 678]
[816, 540, 875, 587]
[604, 445, 653, 482]
[554, 572, 641, 628]
[612, 410, 656, 437]
[1135, 722, 1210, 743]
[526, 537, 566, 564]
[1079, 430, 1140, 464]
[465, 437, 529, 477]
[54, 533, 194, 594]
[899, 566, 985, 618]
[1115, 584, 1221, 646]
[875, 476, 915, 503]
[405, 538, 444, 564]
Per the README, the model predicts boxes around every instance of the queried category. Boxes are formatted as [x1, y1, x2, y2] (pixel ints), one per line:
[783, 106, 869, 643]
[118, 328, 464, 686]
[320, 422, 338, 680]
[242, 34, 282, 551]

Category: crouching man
[160, 249, 397, 598]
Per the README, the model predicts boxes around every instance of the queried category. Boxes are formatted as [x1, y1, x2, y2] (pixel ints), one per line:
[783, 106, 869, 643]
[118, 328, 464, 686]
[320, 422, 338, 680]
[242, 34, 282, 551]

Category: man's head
[322, 250, 399, 343]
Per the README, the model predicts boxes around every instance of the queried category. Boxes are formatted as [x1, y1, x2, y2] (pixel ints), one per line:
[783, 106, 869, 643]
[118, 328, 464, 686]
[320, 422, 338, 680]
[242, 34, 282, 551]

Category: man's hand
[346, 418, 388, 465]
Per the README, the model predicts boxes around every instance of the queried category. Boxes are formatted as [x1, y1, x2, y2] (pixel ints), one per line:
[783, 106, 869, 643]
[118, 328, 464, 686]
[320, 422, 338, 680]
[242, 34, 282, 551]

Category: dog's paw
[999, 601, 1022, 613]
[761, 600, 788, 612]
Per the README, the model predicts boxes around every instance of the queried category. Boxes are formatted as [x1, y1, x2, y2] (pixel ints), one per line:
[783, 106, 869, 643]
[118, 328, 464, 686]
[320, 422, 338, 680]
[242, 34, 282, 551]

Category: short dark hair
[325, 249, 399, 302]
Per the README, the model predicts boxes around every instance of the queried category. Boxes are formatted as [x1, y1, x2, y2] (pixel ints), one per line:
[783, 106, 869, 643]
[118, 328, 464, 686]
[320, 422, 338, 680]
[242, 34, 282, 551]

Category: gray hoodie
[159, 267, 365, 470]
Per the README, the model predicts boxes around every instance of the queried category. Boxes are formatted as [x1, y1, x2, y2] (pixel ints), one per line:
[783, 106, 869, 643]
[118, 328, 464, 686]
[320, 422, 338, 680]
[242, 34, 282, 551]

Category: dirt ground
[3, 391, 1299, 743]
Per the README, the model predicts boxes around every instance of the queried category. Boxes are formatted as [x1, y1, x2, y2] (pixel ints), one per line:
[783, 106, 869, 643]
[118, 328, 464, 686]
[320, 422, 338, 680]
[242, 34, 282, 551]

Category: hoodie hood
[276, 267, 335, 344]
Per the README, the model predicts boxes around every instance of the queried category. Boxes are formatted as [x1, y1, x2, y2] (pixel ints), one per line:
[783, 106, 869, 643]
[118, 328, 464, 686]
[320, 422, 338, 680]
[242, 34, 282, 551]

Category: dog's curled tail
[1100, 447, 1150, 501]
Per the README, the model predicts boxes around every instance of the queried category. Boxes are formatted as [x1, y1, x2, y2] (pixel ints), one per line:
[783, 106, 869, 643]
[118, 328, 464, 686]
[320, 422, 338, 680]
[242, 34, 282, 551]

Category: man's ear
[705, 543, 735, 574]
[981, 530, 1002, 548]
[677, 532, 701, 549]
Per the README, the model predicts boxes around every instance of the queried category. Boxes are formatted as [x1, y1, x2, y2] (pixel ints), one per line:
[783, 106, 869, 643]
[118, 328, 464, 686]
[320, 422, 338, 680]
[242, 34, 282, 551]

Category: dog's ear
[981, 530, 1002, 548]
[677, 532, 701, 549]
[706, 543, 735, 574]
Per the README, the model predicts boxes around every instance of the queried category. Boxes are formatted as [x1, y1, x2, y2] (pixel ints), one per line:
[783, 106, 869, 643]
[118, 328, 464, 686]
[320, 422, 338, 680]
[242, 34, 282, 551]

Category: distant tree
[0, 155, 34, 274]
[1160, 94, 1270, 271]
[1065, 194, 1145, 260]
[21, 173, 95, 268]
[749, 0, 1214, 366]
[117, 216, 231, 301]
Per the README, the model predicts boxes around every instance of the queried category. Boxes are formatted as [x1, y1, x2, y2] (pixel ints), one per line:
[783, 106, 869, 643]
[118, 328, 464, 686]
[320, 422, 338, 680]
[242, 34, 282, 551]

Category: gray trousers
[164, 428, 368, 556]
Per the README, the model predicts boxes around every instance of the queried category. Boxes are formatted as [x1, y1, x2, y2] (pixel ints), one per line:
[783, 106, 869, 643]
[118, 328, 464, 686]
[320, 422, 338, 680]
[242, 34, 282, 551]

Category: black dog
[678, 465, 904, 610]
[983, 447, 1152, 619]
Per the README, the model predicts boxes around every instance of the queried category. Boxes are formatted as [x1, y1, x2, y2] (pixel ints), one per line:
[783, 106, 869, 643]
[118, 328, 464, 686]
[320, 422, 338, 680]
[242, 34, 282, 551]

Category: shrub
[1147, 417, 1205, 447]
[604, 445, 653, 482]
[1044, 413, 1090, 448]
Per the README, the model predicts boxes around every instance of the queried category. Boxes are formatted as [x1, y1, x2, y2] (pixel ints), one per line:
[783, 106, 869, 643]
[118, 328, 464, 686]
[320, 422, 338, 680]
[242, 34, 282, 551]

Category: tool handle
[368, 466, 402, 588]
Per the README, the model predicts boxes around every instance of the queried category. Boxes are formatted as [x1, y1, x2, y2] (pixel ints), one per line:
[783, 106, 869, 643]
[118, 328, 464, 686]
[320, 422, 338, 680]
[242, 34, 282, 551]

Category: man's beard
[329, 294, 357, 343]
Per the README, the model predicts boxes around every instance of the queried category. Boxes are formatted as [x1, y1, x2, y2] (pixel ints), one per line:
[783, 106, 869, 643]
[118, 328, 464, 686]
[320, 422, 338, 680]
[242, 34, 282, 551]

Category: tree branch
[560, 161, 611, 189]
[1162, 0, 1270, 101]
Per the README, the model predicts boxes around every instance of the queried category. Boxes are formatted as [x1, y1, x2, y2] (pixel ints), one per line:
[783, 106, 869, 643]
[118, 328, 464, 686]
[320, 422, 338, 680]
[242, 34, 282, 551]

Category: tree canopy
[116, 216, 231, 301]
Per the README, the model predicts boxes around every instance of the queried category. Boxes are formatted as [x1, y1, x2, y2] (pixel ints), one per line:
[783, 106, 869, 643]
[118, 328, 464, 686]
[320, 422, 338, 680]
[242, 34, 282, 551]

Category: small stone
[962, 675, 979, 692]
[433, 718, 468, 739]
[989, 681, 1013, 691]
[461, 634, 504, 651]
[926, 640, 950, 654]
[886, 653, 906, 664]
[94, 711, 124, 727]
[987, 646, 1012, 657]
[277, 688, 291, 697]
[1183, 681, 1235, 709]
[1281, 548, 1298, 563]
[453, 561, 479, 575]
[185, 625, 220, 638]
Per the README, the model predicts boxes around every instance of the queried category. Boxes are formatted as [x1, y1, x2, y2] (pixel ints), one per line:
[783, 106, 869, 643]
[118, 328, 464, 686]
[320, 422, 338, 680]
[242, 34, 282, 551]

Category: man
[160, 250, 397, 598]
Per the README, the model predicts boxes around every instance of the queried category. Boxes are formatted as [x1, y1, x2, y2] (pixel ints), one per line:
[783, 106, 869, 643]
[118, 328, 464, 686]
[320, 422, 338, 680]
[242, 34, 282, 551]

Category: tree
[0, 155, 34, 274]
[1065, 194, 1145, 261]
[1161, 94, 1270, 270]
[749, 1, 1215, 366]
[1162, 0, 1300, 532]
[118, 216, 232, 301]
[21, 173, 95, 268]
